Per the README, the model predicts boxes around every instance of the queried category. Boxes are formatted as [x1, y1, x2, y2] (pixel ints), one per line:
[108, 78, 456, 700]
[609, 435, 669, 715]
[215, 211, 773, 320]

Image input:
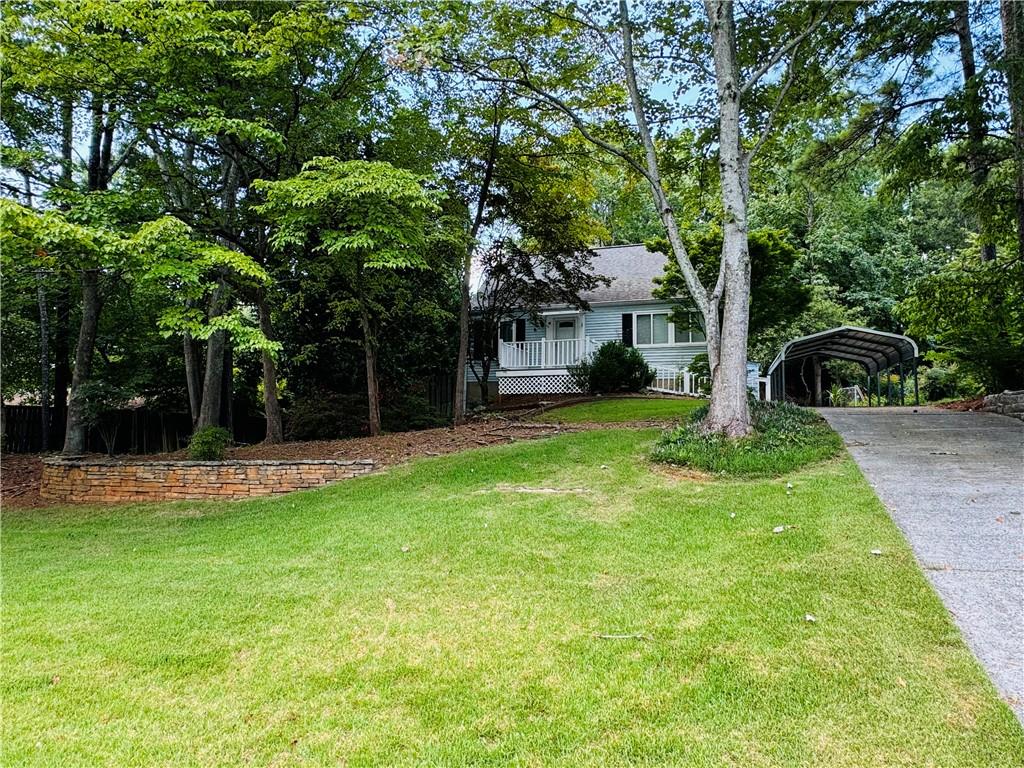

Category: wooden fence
[1, 405, 266, 455]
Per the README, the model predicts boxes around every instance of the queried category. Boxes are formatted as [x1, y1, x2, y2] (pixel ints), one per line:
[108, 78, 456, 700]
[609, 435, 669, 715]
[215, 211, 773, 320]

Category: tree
[256, 158, 442, 436]
[899, 250, 1024, 391]
[652, 227, 809, 343]
[406, 0, 843, 435]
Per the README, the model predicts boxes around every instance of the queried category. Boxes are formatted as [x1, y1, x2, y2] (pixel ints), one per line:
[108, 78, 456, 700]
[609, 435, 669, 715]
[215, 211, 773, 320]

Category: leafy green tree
[256, 158, 442, 435]
[899, 250, 1024, 391]
[652, 228, 809, 341]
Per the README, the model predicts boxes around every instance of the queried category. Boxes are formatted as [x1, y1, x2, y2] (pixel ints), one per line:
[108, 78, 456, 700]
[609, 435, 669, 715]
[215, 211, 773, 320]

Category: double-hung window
[634, 311, 705, 345]
[635, 312, 669, 346]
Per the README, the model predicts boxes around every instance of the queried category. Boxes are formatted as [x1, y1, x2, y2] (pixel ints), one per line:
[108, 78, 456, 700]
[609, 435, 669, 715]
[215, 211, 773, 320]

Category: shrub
[652, 399, 843, 477]
[569, 341, 655, 394]
[920, 364, 983, 402]
[188, 426, 232, 461]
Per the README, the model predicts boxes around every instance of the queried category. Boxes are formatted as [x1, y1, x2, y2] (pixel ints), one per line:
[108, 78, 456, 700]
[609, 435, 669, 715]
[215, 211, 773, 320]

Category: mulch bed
[936, 396, 986, 411]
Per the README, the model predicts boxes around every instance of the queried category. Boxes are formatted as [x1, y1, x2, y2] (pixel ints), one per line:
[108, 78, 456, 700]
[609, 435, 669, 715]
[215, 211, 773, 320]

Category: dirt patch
[937, 396, 985, 411]
[1, 418, 580, 508]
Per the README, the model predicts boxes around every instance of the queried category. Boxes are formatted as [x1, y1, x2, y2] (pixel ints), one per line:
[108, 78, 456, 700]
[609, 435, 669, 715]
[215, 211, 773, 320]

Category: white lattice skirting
[498, 375, 581, 396]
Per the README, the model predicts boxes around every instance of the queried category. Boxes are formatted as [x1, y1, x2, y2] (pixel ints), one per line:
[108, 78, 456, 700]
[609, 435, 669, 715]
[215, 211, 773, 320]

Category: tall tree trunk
[704, 0, 752, 436]
[257, 292, 284, 443]
[52, 286, 70, 447]
[220, 337, 234, 436]
[36, 277, 50, 452]
[196, 329, 226, 431]
[454, 104, 503, 425]
[1002, 0, 1024, 264]
[360, 309, 382, 437]
[954, 2, 994, 259]
[62, 271, 101, 455]
[52, 98, 73, 448]
[183, 331, 202, 427]
[453, 248, 474, 424]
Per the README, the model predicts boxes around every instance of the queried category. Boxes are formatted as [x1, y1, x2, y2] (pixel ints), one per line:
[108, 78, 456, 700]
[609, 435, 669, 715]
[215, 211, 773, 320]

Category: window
[499, 319, 526, 343]
[634, 311, 705, 345]
[635, 312, 669, 345]
[678, 312, 705, 343]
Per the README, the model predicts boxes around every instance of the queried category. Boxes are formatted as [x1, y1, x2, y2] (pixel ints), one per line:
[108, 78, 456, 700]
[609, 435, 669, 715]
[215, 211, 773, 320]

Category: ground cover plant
[535, 396, 708, 424]
[653, 400, 844, 477]
[4, 430, 1022, 766]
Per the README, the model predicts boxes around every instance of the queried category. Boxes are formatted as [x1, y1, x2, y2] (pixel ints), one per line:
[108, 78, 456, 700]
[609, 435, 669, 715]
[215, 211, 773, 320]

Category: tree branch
[741, 9, 824, 94]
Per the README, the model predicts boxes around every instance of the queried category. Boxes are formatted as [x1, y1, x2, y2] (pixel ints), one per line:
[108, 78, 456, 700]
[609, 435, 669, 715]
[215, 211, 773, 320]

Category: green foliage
[653, 400, 844, 477]
[898, 251, 1024, 392]
[256, 158, 442, 267]
[919, 364, 984, 402]
[569, 341, 655, 394]
[188, 426, 233, 461]
[827, 383, 849, 407]
[652, 227, 809, 337]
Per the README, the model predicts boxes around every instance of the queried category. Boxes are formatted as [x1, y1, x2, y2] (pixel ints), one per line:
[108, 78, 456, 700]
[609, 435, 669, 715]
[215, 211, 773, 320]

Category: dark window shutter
[489, 325, 498, 358]
[621, 314, 633, 347]
[515, 318, 526, 342]
[471, 320, 484, 360]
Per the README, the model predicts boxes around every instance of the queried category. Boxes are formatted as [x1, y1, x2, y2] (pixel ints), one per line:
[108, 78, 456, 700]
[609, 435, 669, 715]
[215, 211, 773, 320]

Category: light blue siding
[585, 302, 706, 370]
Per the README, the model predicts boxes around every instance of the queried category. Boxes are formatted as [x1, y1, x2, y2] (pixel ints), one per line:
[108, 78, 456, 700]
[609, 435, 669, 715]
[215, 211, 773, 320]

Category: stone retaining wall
[982, 389, 1024, 422]
[40, 457, 375, 503]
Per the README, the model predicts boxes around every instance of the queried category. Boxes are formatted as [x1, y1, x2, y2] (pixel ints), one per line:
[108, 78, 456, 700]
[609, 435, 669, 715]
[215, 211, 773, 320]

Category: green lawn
[535, 396, 708, 423]
[4, 430, 1022, 766]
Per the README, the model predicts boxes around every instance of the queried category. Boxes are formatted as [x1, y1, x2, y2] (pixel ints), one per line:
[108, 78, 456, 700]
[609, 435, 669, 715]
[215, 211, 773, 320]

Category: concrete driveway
[820, 407, 1024, 722]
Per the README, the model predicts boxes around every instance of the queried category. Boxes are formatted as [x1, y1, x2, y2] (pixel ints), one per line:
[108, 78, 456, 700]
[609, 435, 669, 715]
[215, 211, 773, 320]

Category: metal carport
[766, 326, 919, 405]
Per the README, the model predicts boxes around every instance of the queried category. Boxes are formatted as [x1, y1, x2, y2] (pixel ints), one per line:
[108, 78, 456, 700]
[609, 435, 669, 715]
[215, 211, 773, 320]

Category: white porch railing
[499, 337, 597, 369]
[650, 368, 709, 397]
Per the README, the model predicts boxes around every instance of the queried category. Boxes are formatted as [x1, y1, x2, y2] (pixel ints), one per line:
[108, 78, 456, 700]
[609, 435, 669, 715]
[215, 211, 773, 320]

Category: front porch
[497, 337, 598, 370]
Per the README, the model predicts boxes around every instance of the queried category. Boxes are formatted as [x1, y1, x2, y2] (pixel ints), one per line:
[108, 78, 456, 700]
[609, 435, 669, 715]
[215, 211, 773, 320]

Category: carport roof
[766, 326, 919, 376]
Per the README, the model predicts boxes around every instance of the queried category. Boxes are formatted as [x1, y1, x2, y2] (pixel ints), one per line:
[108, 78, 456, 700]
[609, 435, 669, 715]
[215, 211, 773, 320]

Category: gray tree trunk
[1002, 0, 1024, 263]
[62, 271, 101, 455]
[183, 330, 202, 427]
[954, 2, 993, 259]
[704, 0, 752, 436]
[360, 309, 382, 437]
[257, 293, 284, 443]
[36, 277, 50, 452]
[196, 329, 226, 431]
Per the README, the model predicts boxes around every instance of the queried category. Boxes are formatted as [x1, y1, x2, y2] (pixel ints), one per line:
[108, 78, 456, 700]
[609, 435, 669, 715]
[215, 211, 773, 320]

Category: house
[465, 243, 709, 405]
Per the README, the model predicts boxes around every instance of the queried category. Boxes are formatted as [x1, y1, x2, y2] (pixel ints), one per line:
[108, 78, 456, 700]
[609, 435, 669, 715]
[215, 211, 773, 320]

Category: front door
[549, 317, 579, 366]
[553, 317, 577, 340]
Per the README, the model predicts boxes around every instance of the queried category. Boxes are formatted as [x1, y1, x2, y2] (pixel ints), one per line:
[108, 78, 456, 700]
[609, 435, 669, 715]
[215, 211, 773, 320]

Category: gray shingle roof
[579, 244, 668, 304]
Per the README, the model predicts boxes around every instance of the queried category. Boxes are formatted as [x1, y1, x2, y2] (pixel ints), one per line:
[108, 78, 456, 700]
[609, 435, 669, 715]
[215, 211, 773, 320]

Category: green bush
[188, 426, 233, 461]
[569, 341, 655, 394]
[920, 364, 983, 402]
[652, 399, 843, 477]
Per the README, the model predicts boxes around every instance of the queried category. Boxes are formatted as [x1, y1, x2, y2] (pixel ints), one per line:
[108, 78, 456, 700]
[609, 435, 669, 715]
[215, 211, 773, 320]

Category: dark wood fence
[1, 405, 266, 455]
[427, 371, 455, 417]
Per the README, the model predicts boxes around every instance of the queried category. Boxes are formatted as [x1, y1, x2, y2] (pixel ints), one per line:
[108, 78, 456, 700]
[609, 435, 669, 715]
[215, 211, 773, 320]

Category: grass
[534, 396, 708, 423]
[3, 429, 1023, 766]
[654, 400, 845, 477]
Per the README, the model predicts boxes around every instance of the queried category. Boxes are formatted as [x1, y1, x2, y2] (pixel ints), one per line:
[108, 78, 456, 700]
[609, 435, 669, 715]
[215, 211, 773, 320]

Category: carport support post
[898, 361, 905, 406]
[913, 359, 919, 405]
[812, 355, 823, 406]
